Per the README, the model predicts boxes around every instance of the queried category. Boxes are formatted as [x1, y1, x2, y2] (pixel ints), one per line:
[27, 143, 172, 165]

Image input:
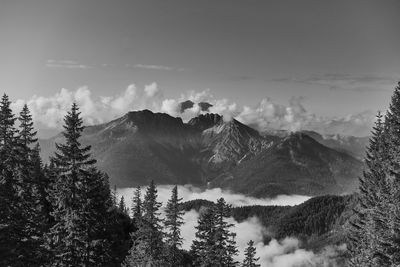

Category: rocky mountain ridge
[39, 110, 365, 197]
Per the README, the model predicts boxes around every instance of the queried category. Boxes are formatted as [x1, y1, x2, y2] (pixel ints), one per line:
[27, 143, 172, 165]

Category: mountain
[262, 129, 369, 160]
[40, 110, 205, 187]
[39, 110, 363, 197]
[301, 131, 369, 160]
[210, 132, 363, 197]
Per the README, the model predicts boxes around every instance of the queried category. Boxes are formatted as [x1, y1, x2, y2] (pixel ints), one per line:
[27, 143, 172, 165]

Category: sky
[1, 0, 399, 137]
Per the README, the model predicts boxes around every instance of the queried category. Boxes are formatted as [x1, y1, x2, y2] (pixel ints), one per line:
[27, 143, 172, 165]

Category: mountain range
[39, 109, 366, 197]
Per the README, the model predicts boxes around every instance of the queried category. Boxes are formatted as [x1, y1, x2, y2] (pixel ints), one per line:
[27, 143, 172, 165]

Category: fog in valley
[118, 185, 344, 267]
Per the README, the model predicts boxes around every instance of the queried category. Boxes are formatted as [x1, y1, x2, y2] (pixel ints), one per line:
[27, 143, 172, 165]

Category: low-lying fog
[117, 185, 344, 267]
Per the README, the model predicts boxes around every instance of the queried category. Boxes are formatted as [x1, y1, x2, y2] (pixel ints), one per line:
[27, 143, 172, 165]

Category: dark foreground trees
[348, 82, 400, 266]
[0, 99, 133, 266]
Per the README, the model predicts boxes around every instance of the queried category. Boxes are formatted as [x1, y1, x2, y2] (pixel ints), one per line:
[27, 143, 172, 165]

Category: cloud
[117, 185, 344, 267]
[235, 97, 311, 132]
[134, 64, 184, 72]
[12, 83, 164, 132]
[144, 82, 161, 98]
[272, 73, 397, 92]
[12, 84, 376, 137]
[45, 59, 92, 69]
[117, 185, 310, 211]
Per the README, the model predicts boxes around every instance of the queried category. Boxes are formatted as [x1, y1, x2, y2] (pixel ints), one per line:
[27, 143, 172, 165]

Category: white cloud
[12, 83, 161, 131]
[134, 64, 182, 71]
[12, 85, 376, 137]
[117, 185, 310, 209]
[45, 59, 92, 69]
[161, 99, 180, 116]
[144, 82, 161, 98]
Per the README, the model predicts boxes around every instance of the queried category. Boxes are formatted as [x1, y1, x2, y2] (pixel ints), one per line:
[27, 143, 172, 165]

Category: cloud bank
[117, 185, 344, 267]
[11, 84, 376, 137]
[117, 185, 310, 209]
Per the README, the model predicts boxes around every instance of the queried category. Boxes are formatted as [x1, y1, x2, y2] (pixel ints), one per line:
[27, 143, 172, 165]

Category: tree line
[0, 94, 260, 266]
[348, 82, 400, 266]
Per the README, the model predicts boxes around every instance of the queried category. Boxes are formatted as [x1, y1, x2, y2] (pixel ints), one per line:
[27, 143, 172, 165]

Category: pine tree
[17, 104, 50, 265]
[124, 180, 165, 266]
[191, 207, 218, 267]
[81, 167, 114, 265]
[214, 198, 238, 267]
[31, 144, 53, 230]
[164, 185, 184, 266]
[18, 104, 38, 148]
[0, 94, 26, 266]
[348, 82, 400, 266]
[242, 240, 260, 267]
[131, 186, 142, 221]
[112, 184, 118, 207]
[191, 199, 238, 267]
[119, 196, 129, 215]
[384, 82, 400, 265]
[46, 103, 112, 266]
[348, 112, 390, 266]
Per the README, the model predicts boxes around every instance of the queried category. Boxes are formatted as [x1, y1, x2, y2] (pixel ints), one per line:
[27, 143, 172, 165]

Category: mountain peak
[188, 113, 223, 131]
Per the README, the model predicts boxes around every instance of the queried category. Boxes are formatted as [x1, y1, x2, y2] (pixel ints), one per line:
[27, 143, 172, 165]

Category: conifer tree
[131, 185, 142, 221]
[112, 184, 118, 207]
[119, 196, 129, 215]
[164, 185, 184, 266]
[18, 104, 38, 149]
[384, 82, 400, 265]
[348, 112, 390, 266]
[191, 207, 218, 267]
[242, 240, 260, 267]
[0, 94, 24, 266]
[214, 198, 238, 267]
[191, 198, 238, 267]
[46, 103, 112, 266]
[31, 144, 53, 229]
[348, 82, 400, 266]
[17, 105, 50, 265]
[124, 180, 165, 266]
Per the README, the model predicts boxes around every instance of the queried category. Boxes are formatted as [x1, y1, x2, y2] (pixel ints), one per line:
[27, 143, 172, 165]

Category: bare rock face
[39, 110, 364, 197]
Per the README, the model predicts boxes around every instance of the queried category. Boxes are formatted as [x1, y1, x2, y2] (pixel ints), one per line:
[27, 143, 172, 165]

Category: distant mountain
[210, 132, 362, 197]
[262, 129, 370, 160]
[39, 110, 363, 197]
[301, 131, 369, 160]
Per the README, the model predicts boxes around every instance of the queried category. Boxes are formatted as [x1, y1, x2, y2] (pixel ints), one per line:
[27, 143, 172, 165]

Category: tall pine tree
[0, 94, 25, 266]
[191, 207, 218, 267]
[164, 185, 184, 266]
[348, 82, 400, 266]
[46, 103, 112, 266]
[214, 198, 238, 267]
[17, 103, 49, 265]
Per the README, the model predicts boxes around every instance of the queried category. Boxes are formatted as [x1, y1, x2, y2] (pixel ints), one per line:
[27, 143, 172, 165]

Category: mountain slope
[210, 132, 363, 197]
[39, 111, 363, 197]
